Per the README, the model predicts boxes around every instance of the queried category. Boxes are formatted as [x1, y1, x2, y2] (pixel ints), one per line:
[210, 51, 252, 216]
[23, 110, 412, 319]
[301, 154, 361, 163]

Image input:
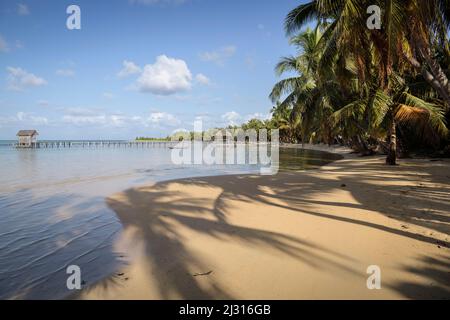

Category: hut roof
[16, 130, 39, 137]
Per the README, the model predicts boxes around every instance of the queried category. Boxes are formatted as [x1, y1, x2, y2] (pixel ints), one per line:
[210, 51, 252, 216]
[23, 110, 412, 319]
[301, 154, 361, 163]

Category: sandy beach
[78, 155, 450, 300]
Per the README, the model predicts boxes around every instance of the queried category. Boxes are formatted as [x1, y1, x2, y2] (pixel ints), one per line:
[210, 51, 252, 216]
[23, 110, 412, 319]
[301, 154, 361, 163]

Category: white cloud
[117, 60, 141, 78]
[60, 107, 181, 128]
[218, 111, 270, 127]
[6, 67, 47, 91]
[0, 36, 24, 53]
[56, 69, 75, 77]
[17, 112, 47, 124]
[16, 112, 48, 125]
[0, 35, 9, 52]
[245, 112, 271, 121]
[63, 114, 108, 126]
[109, 114, 133, 127]
[195, 73, 211, 85]
[17, 4, 30, 15]
[199, 45, 236, 66]
[148, 112, 181, 126]
[134, 55, 192, 95]
[61, 108, 123, 127]
[221, 111, 241, 126]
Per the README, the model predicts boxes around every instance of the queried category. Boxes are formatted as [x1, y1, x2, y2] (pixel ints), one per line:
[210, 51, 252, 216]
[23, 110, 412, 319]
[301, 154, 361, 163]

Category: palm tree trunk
[405, 44, 450, 111]
[386, 118, 397, 165]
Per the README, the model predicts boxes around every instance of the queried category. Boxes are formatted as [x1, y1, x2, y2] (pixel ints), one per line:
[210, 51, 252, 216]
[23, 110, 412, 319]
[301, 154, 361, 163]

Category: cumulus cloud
[199, 45, 236, 66]
[148, 112, 181, 126]
[17, 4, 30, 15]
[6, 67, 47, 90]
[134, 55, 192, 95]
[56, 69, 75, 77]
[119, 56, 211, 95]
[0, 35, 9, 52]
[195, 73, 211, 85]
[117, 60, 141, 78]
[221, 111, 241, 126]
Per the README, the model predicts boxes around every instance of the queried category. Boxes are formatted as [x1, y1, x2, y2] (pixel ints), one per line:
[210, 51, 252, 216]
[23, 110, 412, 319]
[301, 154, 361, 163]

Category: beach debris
[436, 240, 448, 248]
[401, 225, 409, 229]
[192, 270, 213, 277]
[340, 183, 346, 187]
[116, 272, 125, 276]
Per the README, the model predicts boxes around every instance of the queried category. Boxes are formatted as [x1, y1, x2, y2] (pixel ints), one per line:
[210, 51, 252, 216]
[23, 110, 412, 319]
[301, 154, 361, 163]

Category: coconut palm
[269, 102, 301, 143]
[282, 0, 450, 164]
[270, 23, 344, 145]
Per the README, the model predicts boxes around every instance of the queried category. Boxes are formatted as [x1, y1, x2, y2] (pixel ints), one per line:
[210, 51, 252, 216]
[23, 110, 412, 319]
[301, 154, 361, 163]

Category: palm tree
[285, 1, 450, 107]
[332, 72, 448, 159]
[269, 102, 300, 143]
[283, 0, 450, 164]
[270, 23, 342, 145]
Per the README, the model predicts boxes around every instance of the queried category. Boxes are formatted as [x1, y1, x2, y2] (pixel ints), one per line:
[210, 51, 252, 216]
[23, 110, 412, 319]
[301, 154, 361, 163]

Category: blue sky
[0, 0, 306, 139]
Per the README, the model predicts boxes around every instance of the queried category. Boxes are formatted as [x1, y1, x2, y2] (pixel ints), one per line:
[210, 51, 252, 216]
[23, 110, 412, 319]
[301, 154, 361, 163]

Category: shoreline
[77, 146, 450, 300]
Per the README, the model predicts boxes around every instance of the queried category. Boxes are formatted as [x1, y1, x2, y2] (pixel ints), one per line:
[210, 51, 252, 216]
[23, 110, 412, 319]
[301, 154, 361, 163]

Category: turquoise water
[0, 143, 341, 299]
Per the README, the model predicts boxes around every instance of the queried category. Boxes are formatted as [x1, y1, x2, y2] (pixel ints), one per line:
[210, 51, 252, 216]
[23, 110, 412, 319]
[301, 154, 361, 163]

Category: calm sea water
[0, 141, 341, 299]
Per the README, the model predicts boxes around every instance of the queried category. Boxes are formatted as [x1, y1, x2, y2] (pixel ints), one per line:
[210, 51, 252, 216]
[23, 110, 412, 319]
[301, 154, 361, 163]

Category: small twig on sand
[193, 270, 213, 277]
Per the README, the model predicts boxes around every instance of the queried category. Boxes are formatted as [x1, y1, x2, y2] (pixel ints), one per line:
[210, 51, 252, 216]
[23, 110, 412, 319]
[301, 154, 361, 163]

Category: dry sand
[78, 155, 450, 299]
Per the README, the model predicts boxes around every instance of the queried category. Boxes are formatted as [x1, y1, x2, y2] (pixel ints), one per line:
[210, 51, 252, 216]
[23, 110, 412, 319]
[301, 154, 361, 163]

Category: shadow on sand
[80, 156, 450, 299]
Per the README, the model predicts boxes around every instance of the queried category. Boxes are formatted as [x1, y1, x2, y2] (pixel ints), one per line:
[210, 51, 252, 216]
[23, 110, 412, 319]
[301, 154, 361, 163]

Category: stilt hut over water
[16, 130, 39, 148]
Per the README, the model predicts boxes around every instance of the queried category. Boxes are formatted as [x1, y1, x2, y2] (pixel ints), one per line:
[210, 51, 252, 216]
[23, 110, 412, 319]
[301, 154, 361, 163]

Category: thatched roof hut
[16, 130, 39, 148]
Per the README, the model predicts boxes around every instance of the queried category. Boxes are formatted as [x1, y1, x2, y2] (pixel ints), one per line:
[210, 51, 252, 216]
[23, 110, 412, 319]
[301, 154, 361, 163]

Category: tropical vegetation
[268, 0, 450, 164]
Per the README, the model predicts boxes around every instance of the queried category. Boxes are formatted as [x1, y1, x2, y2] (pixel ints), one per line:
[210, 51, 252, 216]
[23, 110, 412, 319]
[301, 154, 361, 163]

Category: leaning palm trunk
[406, 39, 450, 110]
[386, 118, 397, 165]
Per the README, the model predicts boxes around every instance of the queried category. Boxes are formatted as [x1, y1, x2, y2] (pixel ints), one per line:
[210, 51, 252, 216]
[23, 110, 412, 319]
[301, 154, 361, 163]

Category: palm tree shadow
[82, 156, 450, 299]
[93, 181, 362, 299]
[387, 255, 450, 299]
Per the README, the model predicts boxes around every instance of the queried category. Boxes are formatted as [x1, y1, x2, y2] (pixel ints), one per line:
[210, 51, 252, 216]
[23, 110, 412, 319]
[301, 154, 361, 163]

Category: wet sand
[78, 156, 450, 299]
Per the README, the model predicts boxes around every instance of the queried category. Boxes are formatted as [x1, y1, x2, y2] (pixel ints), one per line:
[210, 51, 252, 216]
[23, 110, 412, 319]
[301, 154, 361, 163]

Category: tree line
[267, 0, 450, 164]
